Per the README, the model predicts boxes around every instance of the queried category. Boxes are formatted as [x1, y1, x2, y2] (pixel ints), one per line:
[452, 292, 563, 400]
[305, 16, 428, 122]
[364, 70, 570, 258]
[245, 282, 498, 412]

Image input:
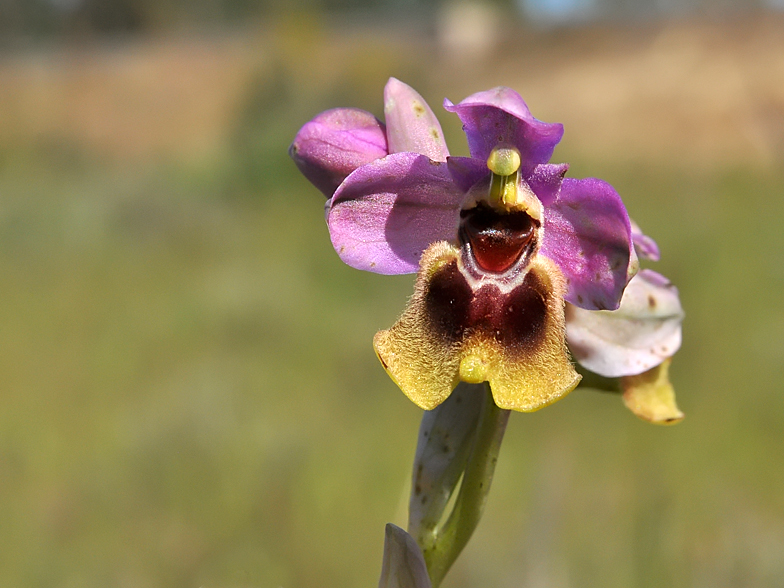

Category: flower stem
[423, 384, 510, 587]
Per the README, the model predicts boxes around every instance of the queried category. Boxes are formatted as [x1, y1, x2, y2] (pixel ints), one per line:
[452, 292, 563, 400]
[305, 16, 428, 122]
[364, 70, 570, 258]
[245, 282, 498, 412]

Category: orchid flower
[290, 78, 683, 419]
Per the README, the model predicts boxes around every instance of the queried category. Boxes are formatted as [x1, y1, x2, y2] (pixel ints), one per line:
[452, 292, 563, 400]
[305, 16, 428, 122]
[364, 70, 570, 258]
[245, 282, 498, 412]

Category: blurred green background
[1, 2, 784, 587]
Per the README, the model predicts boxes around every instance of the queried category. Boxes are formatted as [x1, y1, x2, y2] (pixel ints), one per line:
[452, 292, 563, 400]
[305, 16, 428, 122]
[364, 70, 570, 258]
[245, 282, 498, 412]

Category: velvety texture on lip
[423, 259, 548, 355]
[373, 242, 580, 412]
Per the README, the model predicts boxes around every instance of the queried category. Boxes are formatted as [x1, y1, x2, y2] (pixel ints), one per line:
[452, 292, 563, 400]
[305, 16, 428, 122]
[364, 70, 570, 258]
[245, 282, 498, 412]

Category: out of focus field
[2, 14, 784, 588]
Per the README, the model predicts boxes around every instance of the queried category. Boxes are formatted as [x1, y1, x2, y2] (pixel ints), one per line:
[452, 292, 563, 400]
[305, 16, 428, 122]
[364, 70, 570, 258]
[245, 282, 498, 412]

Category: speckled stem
[422, 384, 510, 587]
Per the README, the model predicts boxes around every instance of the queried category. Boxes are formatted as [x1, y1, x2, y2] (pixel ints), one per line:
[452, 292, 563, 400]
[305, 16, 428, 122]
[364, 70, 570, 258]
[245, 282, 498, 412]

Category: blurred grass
[2, 15, 784, 588]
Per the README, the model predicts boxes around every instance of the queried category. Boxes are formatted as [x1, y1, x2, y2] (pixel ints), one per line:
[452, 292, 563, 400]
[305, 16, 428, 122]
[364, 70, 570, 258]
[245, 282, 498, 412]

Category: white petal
[566, 269, 684, 378]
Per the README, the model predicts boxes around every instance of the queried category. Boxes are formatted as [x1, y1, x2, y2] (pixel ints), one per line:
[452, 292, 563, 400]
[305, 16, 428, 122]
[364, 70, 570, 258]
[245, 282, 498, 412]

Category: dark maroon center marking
[459, 205, 536, 273]
[424, 261, 472, 345]
[424, 260, 549, 356]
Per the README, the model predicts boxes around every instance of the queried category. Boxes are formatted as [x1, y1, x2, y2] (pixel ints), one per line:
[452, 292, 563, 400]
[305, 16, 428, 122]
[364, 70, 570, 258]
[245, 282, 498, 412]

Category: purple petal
[446, 156, 488, 192]
[540, 178, 634, 310]
[527, 163, 568, 207]
[443, 87, 563, 172]
[328, 152, 465, 274]
[631, 219, 661, 261]
[566, 270, 684, 378]
[454, 86, 533, 118]
[289, 108, 388, 197]
[384, 78, 449, 161]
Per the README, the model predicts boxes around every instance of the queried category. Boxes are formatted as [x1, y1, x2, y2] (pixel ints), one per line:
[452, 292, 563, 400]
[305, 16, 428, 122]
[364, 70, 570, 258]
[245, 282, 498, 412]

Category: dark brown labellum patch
[424, 259, 549, 358]
[492, 271, 548, 355]
[459, 204, 536, 273]
[424, 261, 473, 345]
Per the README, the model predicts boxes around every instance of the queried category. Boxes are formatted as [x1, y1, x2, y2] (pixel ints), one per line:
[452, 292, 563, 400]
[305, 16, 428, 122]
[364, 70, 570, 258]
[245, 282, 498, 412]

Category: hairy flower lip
[374, 242, 581, 413]
[291, 78, 683, 418]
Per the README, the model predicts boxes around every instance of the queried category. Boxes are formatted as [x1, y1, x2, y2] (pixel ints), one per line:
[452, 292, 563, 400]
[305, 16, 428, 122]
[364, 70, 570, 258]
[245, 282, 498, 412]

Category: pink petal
[446, 156, 488, 192]
[328, 152, 465, 274]
[540, 178, 635, 310]
[289, 108, 388, 197]
[566, 270, 684, 378]
[443, 87, 563, 173]
[384, 78, 449, 161]
[630, 219, 661, 261]
[527, 163, 569, 207]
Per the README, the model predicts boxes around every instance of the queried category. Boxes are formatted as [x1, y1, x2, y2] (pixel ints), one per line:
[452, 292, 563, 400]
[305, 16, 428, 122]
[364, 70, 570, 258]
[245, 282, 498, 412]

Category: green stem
[423, 384, 510, 587]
